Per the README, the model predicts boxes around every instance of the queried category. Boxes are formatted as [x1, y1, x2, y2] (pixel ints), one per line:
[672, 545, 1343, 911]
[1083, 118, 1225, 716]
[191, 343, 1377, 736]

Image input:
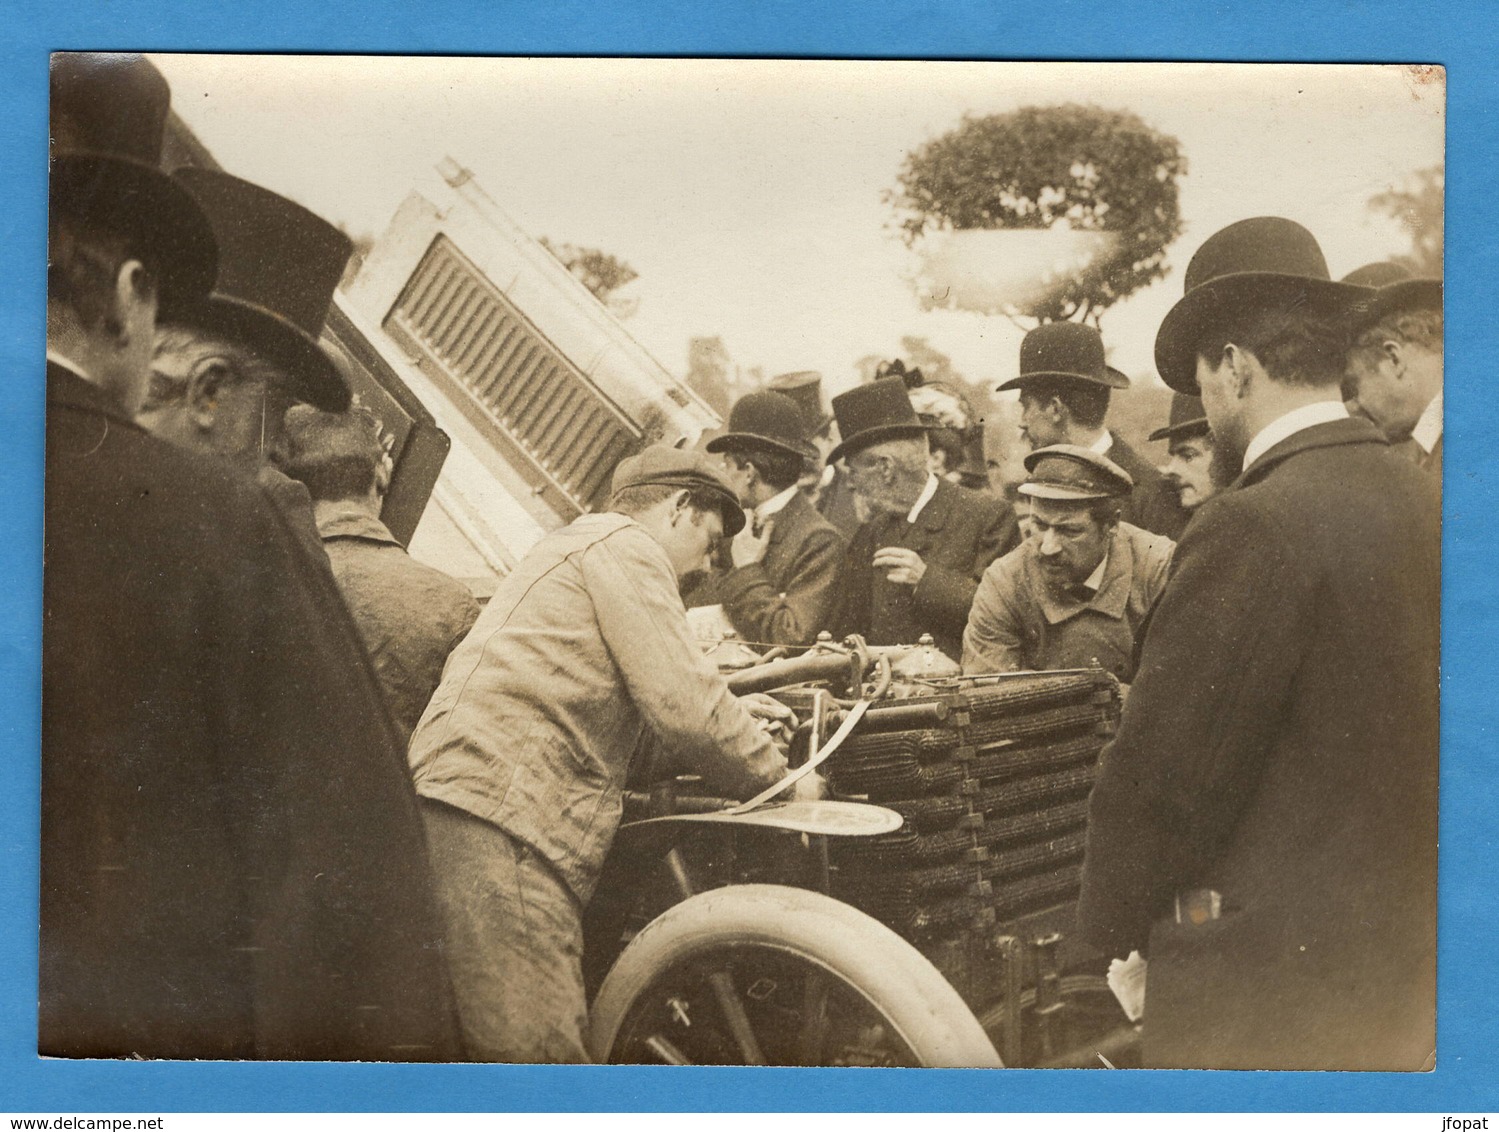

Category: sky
[151, 56, 1444, 395]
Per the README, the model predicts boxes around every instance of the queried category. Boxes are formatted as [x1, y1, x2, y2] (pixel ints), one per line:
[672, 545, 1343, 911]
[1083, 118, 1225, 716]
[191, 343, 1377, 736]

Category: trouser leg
[419, 798, 590, 1063]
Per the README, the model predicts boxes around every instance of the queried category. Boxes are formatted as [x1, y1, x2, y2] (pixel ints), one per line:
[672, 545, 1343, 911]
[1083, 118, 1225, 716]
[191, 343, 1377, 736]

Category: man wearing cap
[1150, 393, 1220, 516]
[962, 446, 1173, 683]
[281, 403, 480, 742]
[1342, 266, 1444, 483]
[137, 168, 355, 560]
[696, 389, 845, 648]
[407, 445, 793, 1061]
[1001, 322, 1189, 540]
[1078, 217, 1440, 1070]
[44, 54, 458, 1060]
[828, 377, 1020, 662]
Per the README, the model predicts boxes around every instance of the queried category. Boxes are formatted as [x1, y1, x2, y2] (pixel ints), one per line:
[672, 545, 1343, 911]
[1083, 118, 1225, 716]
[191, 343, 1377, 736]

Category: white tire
[589, 883, 1003, 1067]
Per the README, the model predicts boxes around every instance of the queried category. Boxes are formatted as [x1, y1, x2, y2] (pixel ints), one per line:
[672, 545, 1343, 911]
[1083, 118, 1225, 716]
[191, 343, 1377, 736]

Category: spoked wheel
[588, 884, 1003, 1067]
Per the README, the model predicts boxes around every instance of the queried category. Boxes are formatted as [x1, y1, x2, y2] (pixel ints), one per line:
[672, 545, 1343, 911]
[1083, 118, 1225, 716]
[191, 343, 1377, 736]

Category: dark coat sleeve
[719, 524, 846, 646]
[1077, 494, 1315, 957]
[911, 496, 1020, 643]
[830, 520, 877, 642]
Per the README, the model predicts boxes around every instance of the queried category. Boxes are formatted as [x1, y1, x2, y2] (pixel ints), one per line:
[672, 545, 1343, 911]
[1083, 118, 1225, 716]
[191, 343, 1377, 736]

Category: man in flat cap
[1150, 393, 1220, 518]
[407, 445, 795, 1062]
[138, 168, 356, 559]
[1000, 322, 1189, 540]
[698, 389, 845, 648]
[1341, 265, 1444, 483]
[44, 53, 458, 1060]
[828, 377, 1019, 662]
[962, 446, 1173, 684]
[1079, 217, 1439, 1070]
[281, 403, 480, 742]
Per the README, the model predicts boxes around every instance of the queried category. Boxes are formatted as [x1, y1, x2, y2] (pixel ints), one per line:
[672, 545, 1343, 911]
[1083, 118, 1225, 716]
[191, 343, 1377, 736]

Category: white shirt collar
[1411, 389, 1443, 455]
[46, 349, 93, 383]
[1087, 431, 1113, 455]
[1082, 551, 1109, 593]
[755, 483, 800, 521]
[1243, 401, 1349, 472]
[907, 473, 940, 523]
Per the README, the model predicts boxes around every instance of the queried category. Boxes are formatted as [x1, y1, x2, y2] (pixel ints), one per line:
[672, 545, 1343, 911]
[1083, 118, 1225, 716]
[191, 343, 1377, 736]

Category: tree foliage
[888, 104, 1186, 325]
[1368, 165, 1443, 277]
[538, 237, 640, 304]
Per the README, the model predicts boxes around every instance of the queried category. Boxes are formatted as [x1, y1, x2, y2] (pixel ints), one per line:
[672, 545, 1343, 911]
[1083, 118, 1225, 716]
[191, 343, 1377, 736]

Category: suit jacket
[714, 490, 845, 647]
[42, 364, 460, 1061]
[832, 478, 1020, 661]
[1077, 417, 1439, 1070]
[1107, 432, 1190, 541]
[962, 521, 1174, 682]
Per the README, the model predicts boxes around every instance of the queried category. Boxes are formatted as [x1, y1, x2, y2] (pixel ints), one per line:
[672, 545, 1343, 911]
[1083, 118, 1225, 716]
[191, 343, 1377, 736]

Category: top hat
[173, 169, 353, 412]
[827, 376, 930, 464]
[1148, 393, 1210, 444]
[1019, 444, 1134, 502]
[1342, 261, 1443, 335]
[1154, 217, 1365, 395]
[996, 322, 1130, 394]
[49, 53, 218, 316]
[767, 370, 832, 434]
[706, 389, 818, 462]
[954, 422, 990, 483]
[610, 444, 745, 536]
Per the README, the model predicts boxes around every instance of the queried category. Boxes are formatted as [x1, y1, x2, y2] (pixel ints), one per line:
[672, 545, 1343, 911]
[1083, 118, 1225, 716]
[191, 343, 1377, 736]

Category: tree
[684, 336, 734, 418]
[888, 104, 1186, 326]
[538, 237, 640, 307]
[1368, 165, 1443, 277]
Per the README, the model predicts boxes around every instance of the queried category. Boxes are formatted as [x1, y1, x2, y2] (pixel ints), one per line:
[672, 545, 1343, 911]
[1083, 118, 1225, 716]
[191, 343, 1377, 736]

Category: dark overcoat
[42, 365, 460, 1061]
[1107, 432, 1190, 540]
[713, 489, 845, 647]
[832, 478, 1020, 661]
[1077, 417, 1439, 1070]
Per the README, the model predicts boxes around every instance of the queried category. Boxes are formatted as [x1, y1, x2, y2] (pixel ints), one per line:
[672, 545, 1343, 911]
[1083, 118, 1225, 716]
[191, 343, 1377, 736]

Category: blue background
[2, 0, 1493, 1112]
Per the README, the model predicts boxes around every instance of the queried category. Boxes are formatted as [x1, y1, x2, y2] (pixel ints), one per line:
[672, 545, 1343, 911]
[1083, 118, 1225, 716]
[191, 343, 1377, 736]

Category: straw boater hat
[1018, 445, 1134, 503]
[705, 389, 819, 462]
[996, 322, 1130, 395]
[611, 445, 746, 536]
[1148, 393, 1210, 444]
[50, 53, 218, 316]
[172, 169, 355, 412]
[1154, 217, 1366, 395]
[1339, 262, 1443, 335]
[826, 376, 930, 464]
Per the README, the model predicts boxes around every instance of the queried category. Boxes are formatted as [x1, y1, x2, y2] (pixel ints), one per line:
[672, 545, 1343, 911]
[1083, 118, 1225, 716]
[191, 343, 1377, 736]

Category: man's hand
[740, 691, 798, 745]
[731, 517, 774, 568]
[872, 546, 927, 586]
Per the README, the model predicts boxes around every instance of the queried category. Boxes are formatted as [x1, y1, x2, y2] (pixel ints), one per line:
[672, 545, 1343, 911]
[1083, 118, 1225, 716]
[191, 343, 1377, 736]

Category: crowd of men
[44, 53, 1440, 1070]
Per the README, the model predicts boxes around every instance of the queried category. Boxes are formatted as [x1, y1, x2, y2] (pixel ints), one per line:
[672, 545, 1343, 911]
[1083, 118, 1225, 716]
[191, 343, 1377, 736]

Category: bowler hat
[996, 322, 1130, 393]
[1154, 217, 1365, 395]
[172, 169, 353, 412]
[610, 445, 745, 536]
[49, 53, 218, 316]
[1019, 444, 1133, 502]
[768, 370, 832, 434]
[706, 390, 818, 461]
[1148, 393, 1210, 444]
[827, 376, 929, 464]
[1342, 262, 1442, 334]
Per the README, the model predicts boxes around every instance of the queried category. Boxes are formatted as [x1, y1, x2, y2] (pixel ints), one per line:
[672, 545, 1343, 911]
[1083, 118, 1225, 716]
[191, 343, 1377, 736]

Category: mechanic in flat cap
[407, 445, 795, 1062]
[962, 445, 1174, 685]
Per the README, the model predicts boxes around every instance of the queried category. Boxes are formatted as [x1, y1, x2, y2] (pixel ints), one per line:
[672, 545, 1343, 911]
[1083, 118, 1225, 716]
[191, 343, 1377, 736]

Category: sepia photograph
[41, 52, 1442, 1073]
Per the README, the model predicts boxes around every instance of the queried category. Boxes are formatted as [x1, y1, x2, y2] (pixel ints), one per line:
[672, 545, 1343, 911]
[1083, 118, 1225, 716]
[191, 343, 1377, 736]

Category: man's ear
[1380, 337, 1407, 378]
[1222, 344, 1254, 398]
[668, 488, 692, 525]
[185, 357, 236, 431]
[109, 259, 155, 342]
